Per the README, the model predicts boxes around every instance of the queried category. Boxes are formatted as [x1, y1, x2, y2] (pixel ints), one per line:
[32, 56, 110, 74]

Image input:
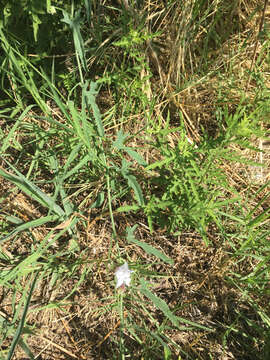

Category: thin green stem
[106, 173, 118, 260]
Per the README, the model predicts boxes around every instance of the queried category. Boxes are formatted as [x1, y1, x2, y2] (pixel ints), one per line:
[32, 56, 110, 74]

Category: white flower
[115, 262, 133, 289]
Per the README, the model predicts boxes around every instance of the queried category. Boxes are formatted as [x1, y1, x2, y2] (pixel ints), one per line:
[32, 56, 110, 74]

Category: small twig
[96, 311, 128, 348]
[37, 335, 79, 359]
[58, 309, 80, 353]
[28, 52, 75, 58]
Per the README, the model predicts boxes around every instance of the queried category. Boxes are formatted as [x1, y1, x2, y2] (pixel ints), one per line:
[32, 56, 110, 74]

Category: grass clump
[0, 0, 270, 359]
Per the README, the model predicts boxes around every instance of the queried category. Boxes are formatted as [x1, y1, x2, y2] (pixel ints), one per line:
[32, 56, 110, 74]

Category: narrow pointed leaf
[7, 273, 39, 360]
[0, 165, 65, 217]
[0, 215, 59, 244]
[127, 226, 173, 265]
[83, 82, 104, 137]
[140, 279, 212, 331]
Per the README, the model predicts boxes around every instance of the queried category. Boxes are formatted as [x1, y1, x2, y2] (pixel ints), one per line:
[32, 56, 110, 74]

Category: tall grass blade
[0, 29, 47, 112]
[0, 215, 59, 244]
[17, 339, 35, 360]
[42, 71, 73, 123]
[0, 105, 34, 154]
[0, 164, 65, 217]
[61, 10, 87, 72]
[247, 208, 270, 229]
[84, 0, 91, 24]
[7, 272, 39, 360]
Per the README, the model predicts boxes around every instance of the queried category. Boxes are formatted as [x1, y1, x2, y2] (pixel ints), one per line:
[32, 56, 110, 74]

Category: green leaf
[139, 279, 212, 331]
[90, 192, 105, 208]
[127, 225, 174, 265]
[0, 215, 59, 244]
[139, 279, 179, 327]
[17, 339, 35, 360]
[7, 272, 39, 360]
[121, 162, 144, 206]
[62, 153, 90, 181]
[145, 157, 174, 171]
[42, 71, 72, 123]
[116, 204, 140, 213]
[83, 82, 104, 138]
[84, 0, 91, 24]
[60, 187, 74, 217]
[0, 105, 34, 154]
[61, 10, 87, 72]
[126, 148, 147, 166]
[113, 129, 128, 150]
[31, 13, 41, 42]
[247, 208, 270, 229]
[68, 100, 86, 143]
[112, 130, 147, 165]
[0, 164, 65, 217]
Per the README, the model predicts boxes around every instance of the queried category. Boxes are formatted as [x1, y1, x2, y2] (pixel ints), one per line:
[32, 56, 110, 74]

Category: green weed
[0, 1, 269, 359]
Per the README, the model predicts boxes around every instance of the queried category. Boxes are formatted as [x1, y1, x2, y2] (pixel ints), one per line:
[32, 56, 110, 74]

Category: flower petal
[115, 262, 133, 289]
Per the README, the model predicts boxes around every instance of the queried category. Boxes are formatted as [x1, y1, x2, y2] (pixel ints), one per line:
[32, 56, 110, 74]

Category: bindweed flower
[115, 262, 133, 289]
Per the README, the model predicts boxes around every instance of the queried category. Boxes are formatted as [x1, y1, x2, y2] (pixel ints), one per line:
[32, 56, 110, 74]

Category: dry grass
[0, 0, 270, 359]
[1, 217, 266, 359]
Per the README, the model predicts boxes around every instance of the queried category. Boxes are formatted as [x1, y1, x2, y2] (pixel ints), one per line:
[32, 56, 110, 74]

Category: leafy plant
[0, 0, 269, 359]
[144, 126, 224, 242]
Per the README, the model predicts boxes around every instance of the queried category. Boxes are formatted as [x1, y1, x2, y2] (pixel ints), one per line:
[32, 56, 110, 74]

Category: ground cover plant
[0, 0, 270, 359]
